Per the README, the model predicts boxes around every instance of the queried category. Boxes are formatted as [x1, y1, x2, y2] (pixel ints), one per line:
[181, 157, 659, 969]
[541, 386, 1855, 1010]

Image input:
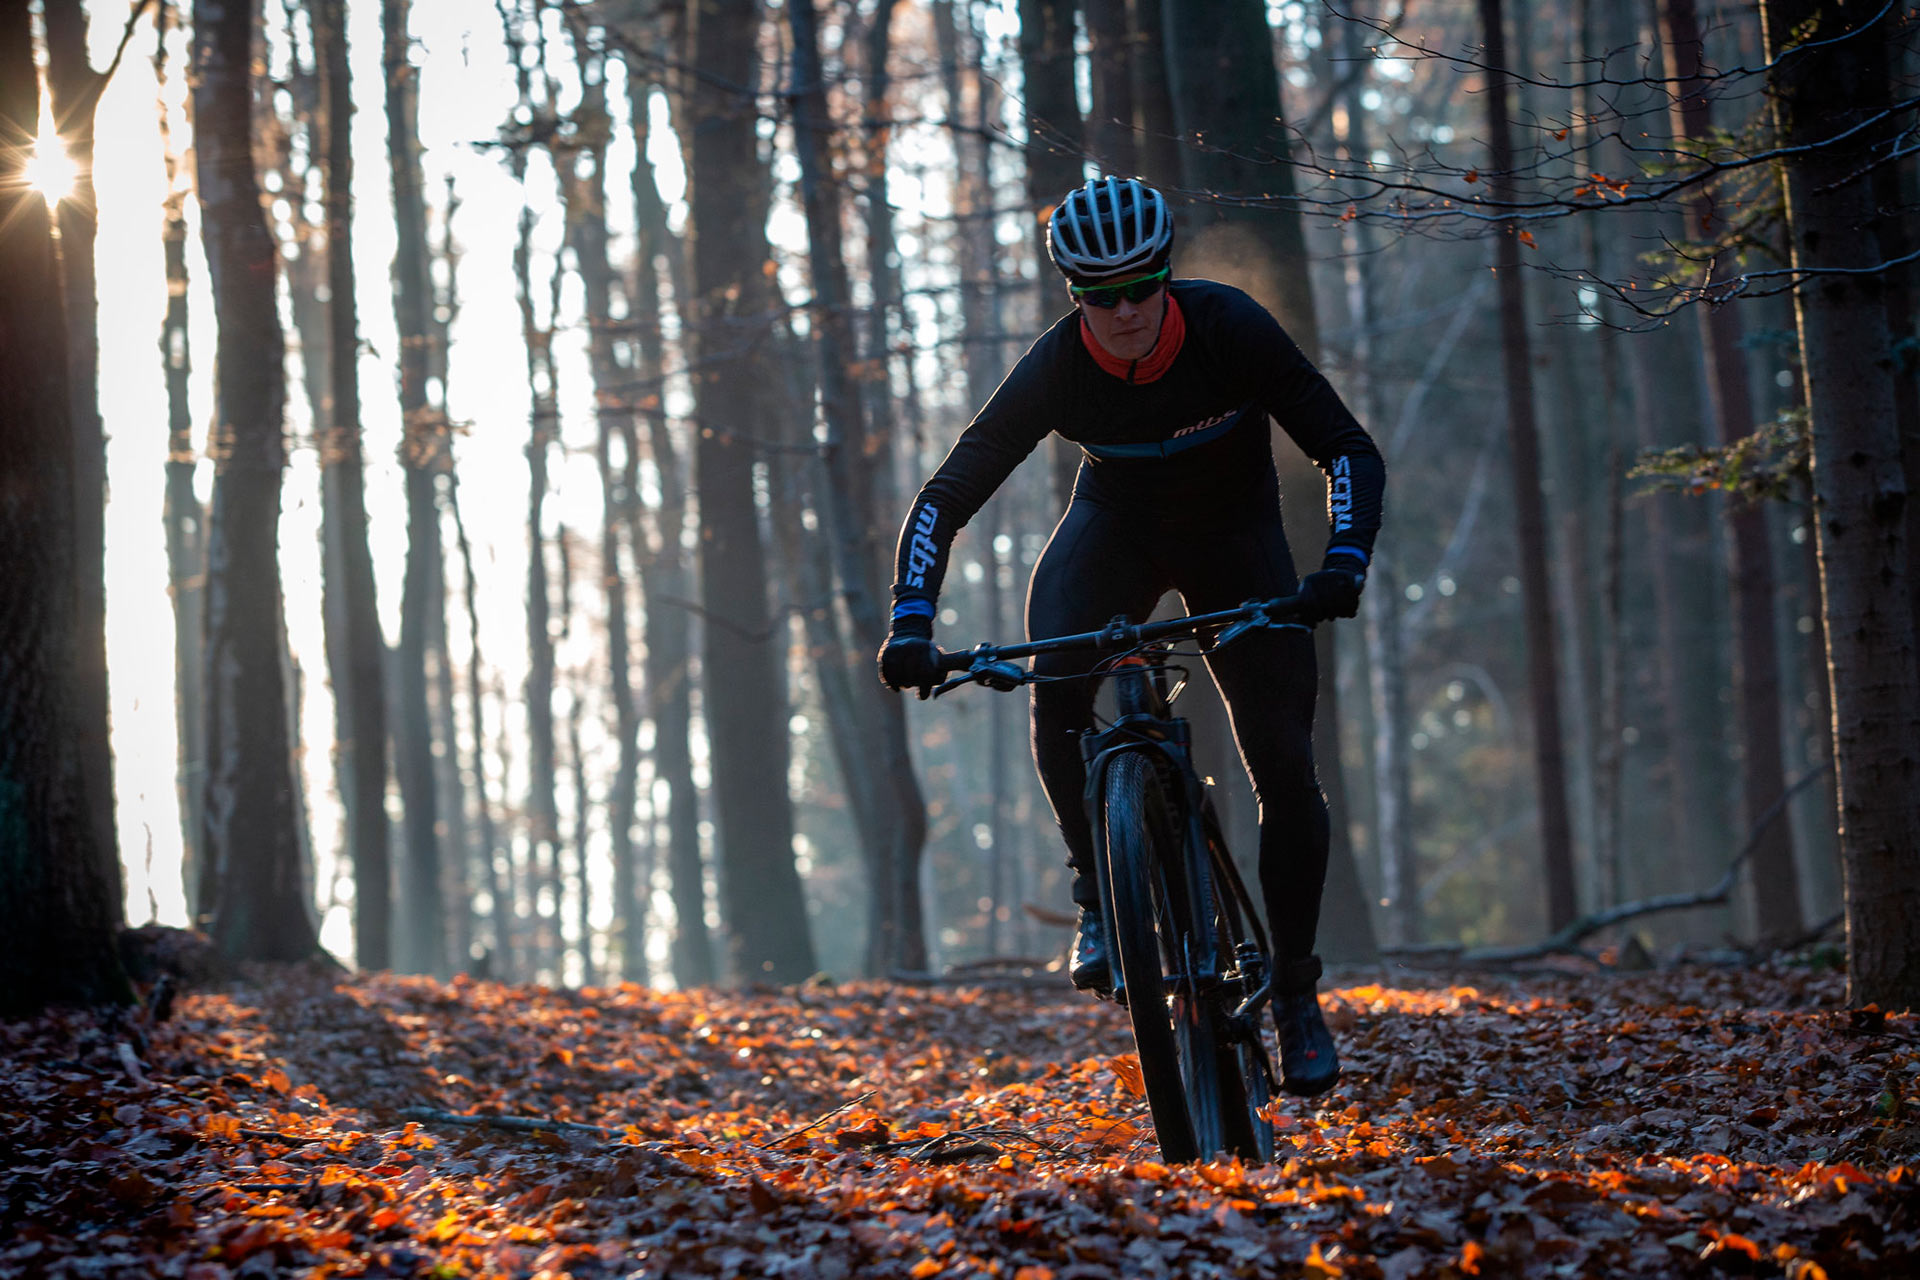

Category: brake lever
[974, 659, 1026, 691]
[930, 674, 971, 699]
[1211, 617, 1260, 650]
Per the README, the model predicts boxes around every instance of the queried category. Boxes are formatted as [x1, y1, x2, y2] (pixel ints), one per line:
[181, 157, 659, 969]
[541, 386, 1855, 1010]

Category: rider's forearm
[890, 403, 1048, 613]
[1320, 445, 1385, 567]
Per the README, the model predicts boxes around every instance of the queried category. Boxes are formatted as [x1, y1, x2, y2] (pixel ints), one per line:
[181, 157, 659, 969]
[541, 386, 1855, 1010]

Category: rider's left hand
[1297, 562, 1366, 620]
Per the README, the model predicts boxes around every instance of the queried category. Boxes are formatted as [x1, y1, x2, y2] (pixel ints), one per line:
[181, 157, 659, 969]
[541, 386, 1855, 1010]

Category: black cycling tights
[1026, 495, 1330, 961]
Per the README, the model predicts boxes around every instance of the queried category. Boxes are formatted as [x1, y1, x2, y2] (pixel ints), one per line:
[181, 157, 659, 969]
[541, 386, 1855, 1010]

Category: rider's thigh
[1025, 499, 1168, 680]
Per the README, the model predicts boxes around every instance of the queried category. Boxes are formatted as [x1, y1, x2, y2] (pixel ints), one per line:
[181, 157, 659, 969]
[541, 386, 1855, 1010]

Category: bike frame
[1079, 661, 1271, 1035]
[931, 594, 1308, 1038]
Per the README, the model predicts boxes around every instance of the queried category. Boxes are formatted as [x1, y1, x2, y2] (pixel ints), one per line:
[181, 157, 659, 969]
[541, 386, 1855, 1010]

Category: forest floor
[3, 953, 1917, 1279]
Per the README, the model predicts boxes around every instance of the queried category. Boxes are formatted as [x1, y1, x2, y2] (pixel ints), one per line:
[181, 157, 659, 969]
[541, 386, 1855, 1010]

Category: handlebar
[927, 593, 1318, 697]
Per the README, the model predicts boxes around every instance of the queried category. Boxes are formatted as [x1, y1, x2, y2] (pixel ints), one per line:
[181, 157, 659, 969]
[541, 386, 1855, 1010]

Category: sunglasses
[1070, 267, 1170, 309]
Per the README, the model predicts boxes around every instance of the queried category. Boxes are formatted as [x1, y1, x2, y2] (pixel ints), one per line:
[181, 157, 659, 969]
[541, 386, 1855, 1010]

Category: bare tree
[562, 30, 645, 984]
[385, 0, 448, 976]
[620, 42, 715, 987]
[153, 7, 207, 915]
[1017, 0, 1085, 505]
[0, 0, 132, 1012]
[786, 0, 930, 974]
[1761, 0, 1920, 1007]
[192, 0, 322, 962]
[307, 0, 394, 971]
[684, 0, 816, 982]
[43, 0, 124, 913]
[1661, 0, 1800, 940]
[1477, 0, 1577, 931]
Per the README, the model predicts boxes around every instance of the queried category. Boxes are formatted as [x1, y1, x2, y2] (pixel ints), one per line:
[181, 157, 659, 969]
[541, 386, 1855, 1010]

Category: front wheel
[1102, 751, 1227, 1162]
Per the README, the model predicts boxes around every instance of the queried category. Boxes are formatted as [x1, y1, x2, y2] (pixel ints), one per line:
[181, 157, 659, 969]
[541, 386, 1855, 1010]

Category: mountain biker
[876, 176, 1385, 1099]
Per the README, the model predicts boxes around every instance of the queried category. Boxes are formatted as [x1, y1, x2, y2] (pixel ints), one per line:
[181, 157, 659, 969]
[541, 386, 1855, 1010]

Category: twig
[397, 1106, 610, 1139]
[229, 1179, 314, 1195]
[1753, 908, 1846, 959]
[887, 969, 1068, 989]
[755, 1090, 876, 1150]
[1388, 761, 1835, 966]
[874, 1124, 1067, 1161]
[115, 1041, 147, 1087]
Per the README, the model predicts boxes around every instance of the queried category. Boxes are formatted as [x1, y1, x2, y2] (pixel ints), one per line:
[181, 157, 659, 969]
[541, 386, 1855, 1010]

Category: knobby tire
[1103, 751, 1229, 1162]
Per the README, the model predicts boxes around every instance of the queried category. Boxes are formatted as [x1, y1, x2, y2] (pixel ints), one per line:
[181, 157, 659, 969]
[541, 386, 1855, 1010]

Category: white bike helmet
[1046, 176, 1174, 284]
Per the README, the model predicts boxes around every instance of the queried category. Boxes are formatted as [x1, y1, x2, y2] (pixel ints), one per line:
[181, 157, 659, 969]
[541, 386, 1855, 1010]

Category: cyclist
[877, 176, 1384, 1099]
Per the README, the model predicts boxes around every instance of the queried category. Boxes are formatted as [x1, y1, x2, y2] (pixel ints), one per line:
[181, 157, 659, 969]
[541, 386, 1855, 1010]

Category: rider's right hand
[878, 612, 942, 699]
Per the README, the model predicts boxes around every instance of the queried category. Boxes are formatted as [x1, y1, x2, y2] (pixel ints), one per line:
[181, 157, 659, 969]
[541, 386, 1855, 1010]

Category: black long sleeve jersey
[890, 279, 1386, 612]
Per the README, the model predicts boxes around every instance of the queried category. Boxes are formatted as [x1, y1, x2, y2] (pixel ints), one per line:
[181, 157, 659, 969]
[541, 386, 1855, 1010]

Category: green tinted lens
[1074, 267, 1167, 308]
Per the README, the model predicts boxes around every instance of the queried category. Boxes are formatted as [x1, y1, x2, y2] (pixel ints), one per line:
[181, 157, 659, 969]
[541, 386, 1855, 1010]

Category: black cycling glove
[1297, 552, 1367, 621]
[878, 608, 941, 698]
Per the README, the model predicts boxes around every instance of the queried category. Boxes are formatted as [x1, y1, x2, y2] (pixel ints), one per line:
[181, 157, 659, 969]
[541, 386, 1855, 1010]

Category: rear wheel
[1103, 751, 1228, 1162]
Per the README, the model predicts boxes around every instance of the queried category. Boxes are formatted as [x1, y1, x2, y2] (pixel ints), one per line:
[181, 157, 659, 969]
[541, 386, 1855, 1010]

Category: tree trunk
[1477, 0, 1578, 932]
[861, 0, 905, 549]
[384, 0, 445, 977]
[788, 0, 930, 976]
[43, 0, 121, 917]
[937, 0, 1014, 956]
[1017, 0, 1086, 507]
[685, 0, 816, 984]
[556, 528, 594, 987]
[1761, 0, 1920, 1008]
[0, 0, 132, 1013]
[306, 0, 393, 972]
[1161, 0, 1378, 963]
[1083, 0, 1135, 175]
[518, 213, 561, 981]
[158, 79, 207, 924]
[1128, 0, 1181, 191]
[624, 48, 714, 987]
[1662, 0, 1800, 940]
[449, 483, 512, 978]
[1334, 13, 1410, 947]
[566, 48, 644, 985]
[192, 0, 321, 963]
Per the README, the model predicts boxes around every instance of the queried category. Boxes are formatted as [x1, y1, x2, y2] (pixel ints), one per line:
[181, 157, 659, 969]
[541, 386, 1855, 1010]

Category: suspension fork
[1080, 715, 1224, 998]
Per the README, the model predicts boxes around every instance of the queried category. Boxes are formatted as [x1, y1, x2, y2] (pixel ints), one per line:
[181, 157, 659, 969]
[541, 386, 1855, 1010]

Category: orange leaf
[1014, 1269, 1054, 1280]
[1078, 1118, 1143, 1148]
[1304, 1241, 1343, 1277]
[909, 1259, 943, 1279]
[1460, 1240, 1485, 1275]
[1464, 169, 1480, 184]
[1517, 230, 1537, 248]
[1716, 1234, 1764, 1261]
[426, 1209, 466, 1242]
[1131, 1161, 1169, 1181]
[1109, 1054, 1145, 1098]
[263, 1068, 291, 1094]
[370, 1208, 403, 1230]
[396, 1122, 436, 1149]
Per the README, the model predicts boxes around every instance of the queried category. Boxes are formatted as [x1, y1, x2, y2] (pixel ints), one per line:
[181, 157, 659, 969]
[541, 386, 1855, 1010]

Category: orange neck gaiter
[1079, 294, 1186, 385]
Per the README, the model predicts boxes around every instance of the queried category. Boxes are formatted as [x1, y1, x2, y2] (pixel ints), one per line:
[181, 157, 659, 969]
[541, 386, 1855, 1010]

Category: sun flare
[22, 136, 77, 205]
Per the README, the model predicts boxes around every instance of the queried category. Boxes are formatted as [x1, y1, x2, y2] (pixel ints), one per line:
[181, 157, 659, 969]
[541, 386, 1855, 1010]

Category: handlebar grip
[934, 647, 975, 674]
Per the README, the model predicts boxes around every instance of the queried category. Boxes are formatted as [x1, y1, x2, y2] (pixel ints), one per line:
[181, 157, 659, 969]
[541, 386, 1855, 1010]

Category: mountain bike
[929, 594, 1318, 1164]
